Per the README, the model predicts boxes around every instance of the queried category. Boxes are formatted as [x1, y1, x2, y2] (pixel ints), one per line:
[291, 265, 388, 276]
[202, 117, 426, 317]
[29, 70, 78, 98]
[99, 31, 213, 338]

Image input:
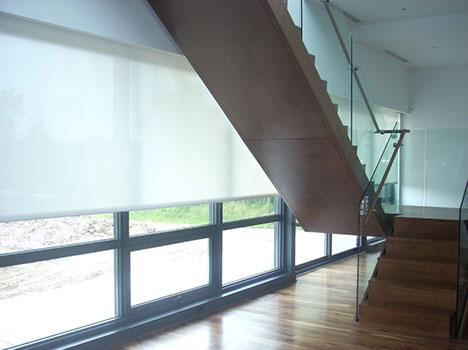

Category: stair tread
[370, 277, 456, 292]
[381, 255, 457, 266]
[393, 217, 458, 241]
[386, 253, 456, 264]
[388, 236, 458, 244]
[362, 299, 454, 317]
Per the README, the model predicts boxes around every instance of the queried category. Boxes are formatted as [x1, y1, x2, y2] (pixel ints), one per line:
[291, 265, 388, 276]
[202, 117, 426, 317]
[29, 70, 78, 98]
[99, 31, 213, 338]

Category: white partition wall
[401, 67, 468, 208]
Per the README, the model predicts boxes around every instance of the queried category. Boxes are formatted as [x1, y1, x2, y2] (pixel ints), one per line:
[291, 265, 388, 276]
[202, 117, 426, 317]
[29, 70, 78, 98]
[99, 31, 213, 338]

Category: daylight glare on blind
[0, 14, 276, 221]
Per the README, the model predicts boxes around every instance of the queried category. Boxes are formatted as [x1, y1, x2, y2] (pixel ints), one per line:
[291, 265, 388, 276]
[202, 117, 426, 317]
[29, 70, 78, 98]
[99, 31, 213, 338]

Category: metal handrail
[323, 0, 381, 133]
[363, 129, 409, 227]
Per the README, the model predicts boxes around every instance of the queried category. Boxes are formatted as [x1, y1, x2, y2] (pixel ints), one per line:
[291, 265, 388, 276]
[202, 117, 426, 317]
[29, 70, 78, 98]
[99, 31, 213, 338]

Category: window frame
[0, 195, 383, 350]
[0, 195, 286, 350]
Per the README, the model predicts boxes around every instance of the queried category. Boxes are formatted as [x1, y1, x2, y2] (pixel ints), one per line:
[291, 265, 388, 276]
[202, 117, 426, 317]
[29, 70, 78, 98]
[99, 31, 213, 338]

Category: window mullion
[210, 202, 223, 294]
[114, 211, 131, 319]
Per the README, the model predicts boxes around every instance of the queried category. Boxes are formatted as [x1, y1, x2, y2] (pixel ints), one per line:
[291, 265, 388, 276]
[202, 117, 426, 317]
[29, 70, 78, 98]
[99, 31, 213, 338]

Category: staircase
[147, 0, 388, 235]
[360, 216, 459, 338]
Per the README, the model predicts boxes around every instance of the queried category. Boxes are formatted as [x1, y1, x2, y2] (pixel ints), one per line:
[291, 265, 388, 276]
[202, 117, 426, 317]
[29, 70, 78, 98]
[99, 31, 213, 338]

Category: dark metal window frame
[0, 196, 382, 350]
[294, 224, 382, 275]
[0, 195, 289, 350]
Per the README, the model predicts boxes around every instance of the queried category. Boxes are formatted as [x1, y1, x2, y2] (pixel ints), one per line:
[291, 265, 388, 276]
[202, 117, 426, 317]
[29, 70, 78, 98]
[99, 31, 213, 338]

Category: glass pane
[131, 239, 209, 305]
[332, 234, 357, 255]
[295, 228, 326, 266]
[223, 196, 276, 222]
[129, 204, 209, 236]
[0, 214, 113, 254]
[0, 251, 115, 349]
[223, 224, 277, 284]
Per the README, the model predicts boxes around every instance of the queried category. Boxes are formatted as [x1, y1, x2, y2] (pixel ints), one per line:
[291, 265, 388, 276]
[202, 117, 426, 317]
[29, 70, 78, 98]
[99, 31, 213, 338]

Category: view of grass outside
[223, 196, 276, 222]
[130, 204, 210, 226]
[128, 197, 277, 235]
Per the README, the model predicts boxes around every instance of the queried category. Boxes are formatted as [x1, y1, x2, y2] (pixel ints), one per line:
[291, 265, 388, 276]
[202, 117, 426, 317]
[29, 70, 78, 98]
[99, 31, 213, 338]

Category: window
[0, 214, 113, 254]
[130, 239, 209, 305]
[223, 196, 276, 222]
[295, 228, 326, 265]
[332, 234, 357, 255]
[129, 204, 210, 236]
[222, 224, 278, 284]
[0, 251, 115, 349]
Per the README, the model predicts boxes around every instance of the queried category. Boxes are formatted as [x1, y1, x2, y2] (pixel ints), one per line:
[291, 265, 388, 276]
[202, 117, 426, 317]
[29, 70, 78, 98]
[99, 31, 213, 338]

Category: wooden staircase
[360, 216, 459, 338]
[147, 0, 388, 236]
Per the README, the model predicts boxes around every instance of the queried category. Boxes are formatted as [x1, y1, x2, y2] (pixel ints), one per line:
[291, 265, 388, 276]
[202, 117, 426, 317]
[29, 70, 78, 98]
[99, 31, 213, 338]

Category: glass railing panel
[286, 0, 302, 28]
[400, 128, 468, 208]
[324, 3, 387, 134]
[286, 1, 402, 178]
[457, 182, 468, 335]
[356, 128, 408, 319]
[300, 1, 351, 132]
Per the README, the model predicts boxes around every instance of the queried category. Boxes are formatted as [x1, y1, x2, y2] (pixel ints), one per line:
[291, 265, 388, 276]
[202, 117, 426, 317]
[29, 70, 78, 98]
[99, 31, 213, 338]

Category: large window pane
[0, 214, 113, 254]
[131, 239, 209, 305]
[0, 251, 115, 349]
[223, 196, 276, 222]
[295, 228, 326, 265]
[129, 204, 209, 236]
[223, 224, 277, 284]
[332, 234, 357, 255]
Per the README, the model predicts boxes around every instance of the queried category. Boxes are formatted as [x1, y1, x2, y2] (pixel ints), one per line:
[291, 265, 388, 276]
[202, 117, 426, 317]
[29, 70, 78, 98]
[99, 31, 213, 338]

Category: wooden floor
[114, 253, 468, 349]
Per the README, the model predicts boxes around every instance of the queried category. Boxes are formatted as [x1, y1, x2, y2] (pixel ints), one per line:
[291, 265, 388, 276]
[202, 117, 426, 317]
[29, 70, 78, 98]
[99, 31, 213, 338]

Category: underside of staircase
[147, 0, 388, 236]
[360, 216, 459, 338]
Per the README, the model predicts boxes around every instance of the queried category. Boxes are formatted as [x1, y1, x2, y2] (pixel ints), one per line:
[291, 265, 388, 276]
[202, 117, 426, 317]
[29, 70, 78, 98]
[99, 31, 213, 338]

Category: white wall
[401, 67, 468, 208]
[357, 45, 409, 113]
[0, 0, 180, 54]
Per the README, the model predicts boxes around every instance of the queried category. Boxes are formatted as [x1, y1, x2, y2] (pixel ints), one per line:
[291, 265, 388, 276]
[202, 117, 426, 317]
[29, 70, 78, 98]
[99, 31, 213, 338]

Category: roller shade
[0, 13, 276, 221]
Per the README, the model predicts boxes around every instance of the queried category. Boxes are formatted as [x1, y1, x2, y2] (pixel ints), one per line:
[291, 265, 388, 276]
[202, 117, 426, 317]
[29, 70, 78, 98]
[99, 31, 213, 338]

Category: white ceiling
[329, 0, 468, 68]
[331, 0, 468, 24]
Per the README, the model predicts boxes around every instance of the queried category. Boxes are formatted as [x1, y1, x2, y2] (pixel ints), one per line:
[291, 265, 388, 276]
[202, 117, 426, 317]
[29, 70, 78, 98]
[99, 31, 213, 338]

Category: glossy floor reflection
[114, 253, 468, 350]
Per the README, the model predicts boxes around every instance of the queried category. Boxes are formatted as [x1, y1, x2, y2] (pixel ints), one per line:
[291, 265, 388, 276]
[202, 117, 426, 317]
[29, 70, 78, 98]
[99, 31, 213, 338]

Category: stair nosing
[387, 236, 458, 245]
[369, 277, 456, 292]
[384, 252, 457, 264]
[361, 299, 454, 316]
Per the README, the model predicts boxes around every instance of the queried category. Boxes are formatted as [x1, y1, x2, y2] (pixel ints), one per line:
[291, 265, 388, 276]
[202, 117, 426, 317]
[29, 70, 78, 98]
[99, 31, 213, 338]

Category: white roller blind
[0, 13, 276, 221]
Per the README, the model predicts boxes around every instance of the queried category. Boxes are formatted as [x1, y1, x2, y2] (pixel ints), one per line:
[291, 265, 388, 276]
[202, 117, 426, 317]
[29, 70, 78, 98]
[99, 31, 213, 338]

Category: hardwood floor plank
[114, 253, 468, 349]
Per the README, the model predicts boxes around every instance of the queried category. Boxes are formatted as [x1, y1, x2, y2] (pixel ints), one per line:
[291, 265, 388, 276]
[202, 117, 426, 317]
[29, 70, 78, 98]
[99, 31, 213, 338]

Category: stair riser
[393, 218, 458, 241]
[386, 239, 458, 263]
[360, 304, 452, 338]
[377, 260, 457, 286]
[368, 282, 456, 311]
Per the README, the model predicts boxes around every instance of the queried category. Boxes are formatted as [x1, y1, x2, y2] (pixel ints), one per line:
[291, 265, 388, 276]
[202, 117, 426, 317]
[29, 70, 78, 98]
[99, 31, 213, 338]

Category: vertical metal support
[300, 0, 303, 39]
[280, 198, 295, 275]
[210, 202, 223, 293]
[326, 233, 332, 258]
[114, 211, 130, 319]
[350, 36, 354, 144]
[356, 195, 368, 322]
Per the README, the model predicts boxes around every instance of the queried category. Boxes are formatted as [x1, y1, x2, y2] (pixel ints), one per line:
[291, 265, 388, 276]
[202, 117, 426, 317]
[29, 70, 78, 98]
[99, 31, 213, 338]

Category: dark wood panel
[248, 138, 383, 234]
[147, 0, 388, 235]
[149, 0, 328, 141]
